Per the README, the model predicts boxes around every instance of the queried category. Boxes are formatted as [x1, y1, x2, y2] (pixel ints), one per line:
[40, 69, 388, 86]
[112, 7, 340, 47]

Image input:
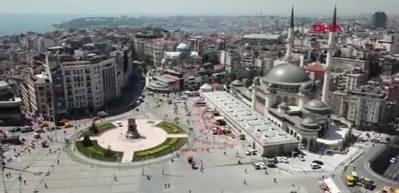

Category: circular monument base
[96, 119, 167, 162]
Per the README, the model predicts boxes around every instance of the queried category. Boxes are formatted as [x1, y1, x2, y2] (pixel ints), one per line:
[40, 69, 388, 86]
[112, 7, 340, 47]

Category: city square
[1, 1, 399, 193]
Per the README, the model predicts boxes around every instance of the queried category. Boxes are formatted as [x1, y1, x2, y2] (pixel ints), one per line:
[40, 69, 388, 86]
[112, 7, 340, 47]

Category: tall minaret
[284, 6, 295, 62]
[321, 6, 337, 103]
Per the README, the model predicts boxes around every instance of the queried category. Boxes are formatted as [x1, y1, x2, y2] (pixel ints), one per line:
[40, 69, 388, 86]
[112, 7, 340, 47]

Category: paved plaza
[96, 119, 169, 163]
[0, 92, 349, 193]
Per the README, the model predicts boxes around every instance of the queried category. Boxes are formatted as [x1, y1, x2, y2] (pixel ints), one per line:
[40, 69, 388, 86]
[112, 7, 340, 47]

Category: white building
[61, 56, 121, 113]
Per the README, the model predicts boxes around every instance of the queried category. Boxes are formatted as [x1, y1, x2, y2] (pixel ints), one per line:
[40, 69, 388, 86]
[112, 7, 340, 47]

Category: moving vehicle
[346, 175, 356, 186]
[239, 134, 246, 140]
[390, 157, 396, 163]
[359, 178, 375, 190]
[298, 155, 305, 161]
[320, 178, 342, 193]
[245, 148, 257, 156]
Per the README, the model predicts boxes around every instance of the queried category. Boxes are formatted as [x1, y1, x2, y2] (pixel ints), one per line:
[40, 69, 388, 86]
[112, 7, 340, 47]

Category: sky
[0, 0, 398, 17]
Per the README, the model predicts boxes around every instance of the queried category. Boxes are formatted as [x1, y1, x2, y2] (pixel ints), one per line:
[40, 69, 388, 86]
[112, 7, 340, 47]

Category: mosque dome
[263, 63, 310, 85]
[300, 117, 320, 129]
[303, 100, 331, 115]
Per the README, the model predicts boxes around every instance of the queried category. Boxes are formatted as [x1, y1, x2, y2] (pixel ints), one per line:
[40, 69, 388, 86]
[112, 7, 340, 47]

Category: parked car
[266, 162, 277, 168]
[9, 127, 21, 133]
[311, 163, 321, 169]
[97, 111, 108, 118]
[0, 135, 22, 145]
[312, 160, 324, 165]
[21, 127, 34, 133]
[277, 156, 289, 163]
[253, 162, 267, 170]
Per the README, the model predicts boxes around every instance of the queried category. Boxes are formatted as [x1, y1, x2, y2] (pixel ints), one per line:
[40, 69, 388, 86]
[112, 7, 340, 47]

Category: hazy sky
[0, 0, 398, 16]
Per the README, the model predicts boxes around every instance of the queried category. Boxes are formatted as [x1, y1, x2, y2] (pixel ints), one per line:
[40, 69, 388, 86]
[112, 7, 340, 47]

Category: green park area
[157, 121, 186, 134]
[75, 140, 122, 162]
[83, 122, 116, 136]
[133, 137, 187, 161]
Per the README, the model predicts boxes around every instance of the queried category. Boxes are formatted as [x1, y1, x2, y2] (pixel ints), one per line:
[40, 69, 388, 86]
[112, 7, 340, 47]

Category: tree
[82, 135, 92, 147]
[202, 51, 219, 65]
[90, 122, 99, 135]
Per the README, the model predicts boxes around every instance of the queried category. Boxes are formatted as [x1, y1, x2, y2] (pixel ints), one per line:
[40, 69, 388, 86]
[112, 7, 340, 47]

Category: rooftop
[243, 34, 281, 40]
[202, 91, 297, 146]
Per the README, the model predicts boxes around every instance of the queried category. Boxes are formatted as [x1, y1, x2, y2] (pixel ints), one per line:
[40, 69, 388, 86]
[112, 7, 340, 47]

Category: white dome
[177, 43, 189, 50]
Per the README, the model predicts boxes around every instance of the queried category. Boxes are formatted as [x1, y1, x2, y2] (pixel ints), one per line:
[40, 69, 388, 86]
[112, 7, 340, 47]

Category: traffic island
[72, 119, 188, 164]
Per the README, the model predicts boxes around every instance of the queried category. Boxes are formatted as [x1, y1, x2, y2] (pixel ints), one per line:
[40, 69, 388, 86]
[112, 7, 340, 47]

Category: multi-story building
[332, 81, 394, 129]
[0, 80, 24, 125]
[371, 12, 388, 29]
[60, 56, 121, 115]
[20, 72, 54, 121]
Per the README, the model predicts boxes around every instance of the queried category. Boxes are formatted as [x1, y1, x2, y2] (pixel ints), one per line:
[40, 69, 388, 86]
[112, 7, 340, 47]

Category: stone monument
[126, 118, 142, 139]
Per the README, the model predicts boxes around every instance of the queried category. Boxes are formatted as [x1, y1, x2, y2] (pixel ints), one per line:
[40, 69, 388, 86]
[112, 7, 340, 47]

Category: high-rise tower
[321, 6, 337, 103]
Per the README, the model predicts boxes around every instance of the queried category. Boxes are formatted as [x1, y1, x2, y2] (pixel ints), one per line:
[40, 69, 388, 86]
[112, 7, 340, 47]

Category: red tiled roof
[305, 63, 325, 72]
[153, 39, 178, 46]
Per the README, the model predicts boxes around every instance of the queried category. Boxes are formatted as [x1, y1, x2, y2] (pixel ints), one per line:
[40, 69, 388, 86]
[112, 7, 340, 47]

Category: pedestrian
[273, 178, 277, 183]
[189, 189, 192, 193]
[243, 179, 247, 185]
[244, 169, 247, 174]
[114, 176, 118, 182]
[57, 160, 60, 165]
[23, 180, 27, 185]
[44, 183, 48, 189]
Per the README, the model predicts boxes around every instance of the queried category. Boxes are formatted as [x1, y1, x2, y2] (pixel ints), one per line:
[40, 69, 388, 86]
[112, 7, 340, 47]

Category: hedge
[76, 140, 122, 162]
[133, 138, 186, 161]
[157, 121, 186, 134]
[83, 122, 116, 136]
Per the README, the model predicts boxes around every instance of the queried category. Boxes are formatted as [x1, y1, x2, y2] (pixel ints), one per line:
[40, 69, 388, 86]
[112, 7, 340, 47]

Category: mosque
[231, 6, 351, 153]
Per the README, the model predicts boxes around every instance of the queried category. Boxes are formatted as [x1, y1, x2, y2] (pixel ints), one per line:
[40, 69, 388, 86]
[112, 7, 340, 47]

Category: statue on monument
[126, 118, 142, 139]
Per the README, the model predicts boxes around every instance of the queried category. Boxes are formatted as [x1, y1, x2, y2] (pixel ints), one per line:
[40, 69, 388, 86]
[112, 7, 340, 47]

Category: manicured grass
[76, 140, 122, 162]
[157, 121, 186, 134]
[133, 138, 187, 161]
[97, 122, 116, 134]
[83, 122, 116, 136]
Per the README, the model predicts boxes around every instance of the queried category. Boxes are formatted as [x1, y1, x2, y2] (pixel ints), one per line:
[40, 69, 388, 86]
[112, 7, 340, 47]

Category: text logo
[312, 24, 344, 33]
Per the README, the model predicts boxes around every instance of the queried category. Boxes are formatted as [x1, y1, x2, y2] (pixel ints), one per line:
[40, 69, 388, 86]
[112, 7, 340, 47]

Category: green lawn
[76, 140, 122, 162]
[133, 138, 187, 161]
[156, 121, 186, 134]
[83, 122, 116, 136]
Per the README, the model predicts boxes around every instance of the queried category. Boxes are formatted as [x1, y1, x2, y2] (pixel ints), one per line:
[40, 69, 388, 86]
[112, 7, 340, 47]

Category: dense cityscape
[0, 2, 398, 193]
